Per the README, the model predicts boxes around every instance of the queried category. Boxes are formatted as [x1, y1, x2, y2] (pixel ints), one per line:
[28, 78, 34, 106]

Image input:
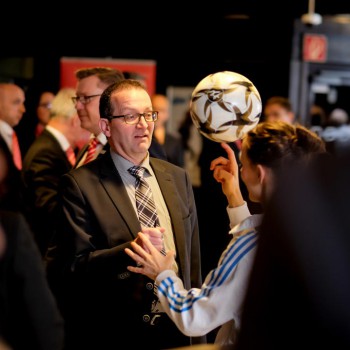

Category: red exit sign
[303, 34, 328, 62]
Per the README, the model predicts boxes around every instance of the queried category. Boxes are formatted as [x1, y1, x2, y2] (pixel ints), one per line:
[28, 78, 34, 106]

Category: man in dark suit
[72, 67, 125, 167]
[48, 79, 203, 349]
[151, 93, 184, 167]
[0, 83, 26, 165]
[0, 136, 23, 213]
[22, 88, 84, 256]
[0, 83, 26, 213]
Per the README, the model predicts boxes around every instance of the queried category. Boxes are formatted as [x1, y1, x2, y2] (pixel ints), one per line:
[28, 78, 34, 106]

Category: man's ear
[99, 118, 111, 137]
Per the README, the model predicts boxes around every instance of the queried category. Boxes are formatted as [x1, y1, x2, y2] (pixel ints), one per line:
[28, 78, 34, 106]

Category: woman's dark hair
[244, 121, 326, 170]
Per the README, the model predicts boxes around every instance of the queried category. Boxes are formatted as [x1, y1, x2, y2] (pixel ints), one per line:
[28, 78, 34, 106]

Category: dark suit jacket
[0, 135, 24, 213]
[48, 151, 203, 349]
[0, 210, 64, 350]
[22, 129, 72, 256]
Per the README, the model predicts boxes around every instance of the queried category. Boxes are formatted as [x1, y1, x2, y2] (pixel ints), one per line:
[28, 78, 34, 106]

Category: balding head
[0, 83, 26, 127]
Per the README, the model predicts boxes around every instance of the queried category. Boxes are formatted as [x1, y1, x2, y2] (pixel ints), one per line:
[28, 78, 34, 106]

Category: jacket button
[143, 314, 150, 322]
[117, 271, 130, 279]
[146, 282, 153, 290]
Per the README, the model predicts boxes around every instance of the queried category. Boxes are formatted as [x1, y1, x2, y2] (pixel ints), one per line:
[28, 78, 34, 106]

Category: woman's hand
[125, 232, 175, 280]
[134, 227, 165, 252]
[210, 142, 244, 207]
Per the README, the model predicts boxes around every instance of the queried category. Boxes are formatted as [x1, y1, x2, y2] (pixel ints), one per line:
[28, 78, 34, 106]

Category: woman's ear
[257, 164, 267, 184]
[99, 118, 111, 137]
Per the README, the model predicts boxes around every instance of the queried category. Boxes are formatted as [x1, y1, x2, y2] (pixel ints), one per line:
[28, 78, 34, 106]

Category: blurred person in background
[72, 67, 125, 167]
[0, 83, 26, 212]
[22, 88, 84, 257]
[263, 96, 295, 124]
[35, 91, 55, 137]
[151, 93, 184, 167]
[0, 83, 26, 170]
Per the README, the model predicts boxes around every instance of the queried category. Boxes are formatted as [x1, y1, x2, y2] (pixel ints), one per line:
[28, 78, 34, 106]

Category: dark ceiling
[1, 1, 349, 98]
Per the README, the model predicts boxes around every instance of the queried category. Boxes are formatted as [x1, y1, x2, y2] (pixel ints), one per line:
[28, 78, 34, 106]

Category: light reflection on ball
[190, 71, 262, 142]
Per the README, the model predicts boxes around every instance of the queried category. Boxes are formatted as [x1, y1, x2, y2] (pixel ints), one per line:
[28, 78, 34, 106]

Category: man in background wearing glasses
[48, 79, 204, 349]
[71, 67, 125, 167]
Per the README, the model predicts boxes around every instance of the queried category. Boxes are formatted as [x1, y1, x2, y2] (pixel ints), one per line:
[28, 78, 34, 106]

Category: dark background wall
[2, 1, 349, 101]
[2, 1, 349, 173]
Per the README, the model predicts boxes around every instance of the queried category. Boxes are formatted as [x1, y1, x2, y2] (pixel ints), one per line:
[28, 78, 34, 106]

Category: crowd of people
[1, 70, 349, 350]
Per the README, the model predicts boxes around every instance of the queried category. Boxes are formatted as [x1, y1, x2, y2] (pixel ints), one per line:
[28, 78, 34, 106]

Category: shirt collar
[95, 132, 107, 145]
[46, 125, 70, 151]
[111, 150, 151, 174]
[0, 120, 13, 136]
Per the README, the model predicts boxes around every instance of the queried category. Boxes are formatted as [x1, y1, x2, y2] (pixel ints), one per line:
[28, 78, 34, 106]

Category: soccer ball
[190, 71, 262, 143]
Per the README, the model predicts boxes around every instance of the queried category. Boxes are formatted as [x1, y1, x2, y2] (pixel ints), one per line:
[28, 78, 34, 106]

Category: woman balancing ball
[190, 71, 262, 142]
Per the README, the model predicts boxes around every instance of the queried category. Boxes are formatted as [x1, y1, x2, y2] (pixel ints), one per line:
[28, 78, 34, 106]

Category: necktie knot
[90, 137, 99, 148]
[128, 166, 146, 180]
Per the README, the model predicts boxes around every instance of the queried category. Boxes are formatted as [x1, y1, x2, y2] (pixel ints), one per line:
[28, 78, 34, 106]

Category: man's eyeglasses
[107, 111, 158, 125]
[71, 94, 101, 105]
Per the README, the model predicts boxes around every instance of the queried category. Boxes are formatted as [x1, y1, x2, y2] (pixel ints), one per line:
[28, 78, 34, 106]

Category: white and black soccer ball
[190, 71, 262, 143]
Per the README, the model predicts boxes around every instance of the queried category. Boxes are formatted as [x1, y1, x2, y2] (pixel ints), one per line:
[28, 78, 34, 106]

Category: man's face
[100, 88, 154, 164]
[74, 75, 107, 136]
[0, 84, 26, 127]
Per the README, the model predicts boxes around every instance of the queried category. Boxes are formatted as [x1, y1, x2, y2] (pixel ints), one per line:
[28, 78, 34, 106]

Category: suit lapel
[98, 153, 141, 237]
[150, 159, 186, 277]
[74, 143, 89, 169]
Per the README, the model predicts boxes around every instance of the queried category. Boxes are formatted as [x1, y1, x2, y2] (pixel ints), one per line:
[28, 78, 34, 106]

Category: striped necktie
[128, 166, 160, 228]
[128, 166, 166, 257]
[84, 137, 99, 164]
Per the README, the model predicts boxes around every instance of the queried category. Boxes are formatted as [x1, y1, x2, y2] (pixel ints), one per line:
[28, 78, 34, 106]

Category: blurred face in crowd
[100, 87, 154, 164]
[264, 103, 294, 124]
[37, 91, 55, 125]
[74, 75, 108, 136]
[151, 94, 169, 129]
[0, 83, 26, 127]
